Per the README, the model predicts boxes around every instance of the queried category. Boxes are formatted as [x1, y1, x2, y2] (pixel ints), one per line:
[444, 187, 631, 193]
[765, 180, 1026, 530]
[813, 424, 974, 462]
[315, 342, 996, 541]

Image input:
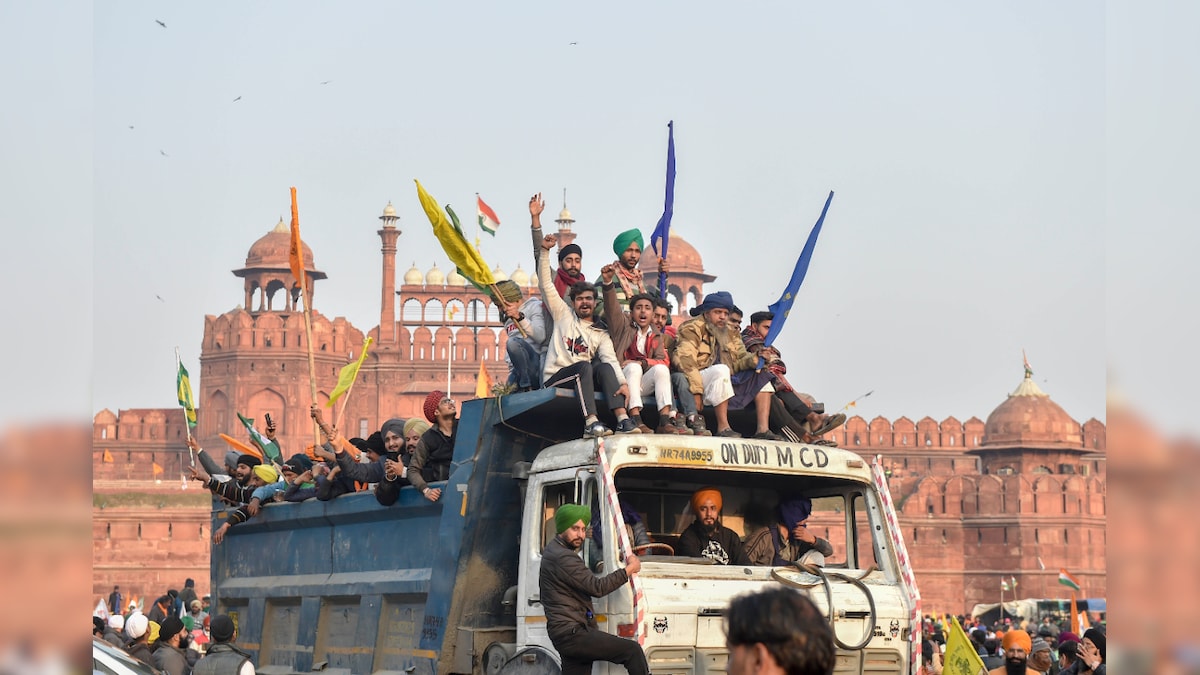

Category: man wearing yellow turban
[676, 487, 750, 565]
[539, 504, 648, 675]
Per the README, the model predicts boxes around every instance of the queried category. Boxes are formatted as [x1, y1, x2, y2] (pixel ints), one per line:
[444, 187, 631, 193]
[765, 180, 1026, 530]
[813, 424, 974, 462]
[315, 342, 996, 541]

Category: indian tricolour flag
[1059, 569, 1082, 591]
[477, 195, 500, 235]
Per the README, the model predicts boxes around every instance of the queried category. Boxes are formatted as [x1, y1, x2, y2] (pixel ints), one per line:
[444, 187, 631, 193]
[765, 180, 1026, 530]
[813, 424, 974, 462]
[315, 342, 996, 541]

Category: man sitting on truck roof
[674, 292, 780, 439]
[540, 504, 648, 675]
[676, 487, 750, 565]
[532, 192, 633, 438]
[599, 266, 691, 435]
[409, 391, 457, 502]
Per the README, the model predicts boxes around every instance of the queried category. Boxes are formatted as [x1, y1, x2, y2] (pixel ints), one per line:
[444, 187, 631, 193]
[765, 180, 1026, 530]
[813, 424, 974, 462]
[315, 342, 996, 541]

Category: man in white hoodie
[531, 192, 632, 438]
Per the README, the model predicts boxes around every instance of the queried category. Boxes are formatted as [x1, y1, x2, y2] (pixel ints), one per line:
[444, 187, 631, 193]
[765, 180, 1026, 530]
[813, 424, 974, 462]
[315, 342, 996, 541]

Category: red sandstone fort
[92, 201, 1105, 615]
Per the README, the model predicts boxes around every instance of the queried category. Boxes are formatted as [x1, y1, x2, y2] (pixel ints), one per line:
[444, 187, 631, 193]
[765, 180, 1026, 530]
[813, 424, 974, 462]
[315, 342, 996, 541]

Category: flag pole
[175, 347, 195, 467]
[291, 187, 321, 450]
[446, 307, 454, 397]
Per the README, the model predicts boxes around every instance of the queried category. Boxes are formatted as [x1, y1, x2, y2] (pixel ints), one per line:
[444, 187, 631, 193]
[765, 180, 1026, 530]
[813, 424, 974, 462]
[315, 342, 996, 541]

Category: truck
[211, 388, 921, 675]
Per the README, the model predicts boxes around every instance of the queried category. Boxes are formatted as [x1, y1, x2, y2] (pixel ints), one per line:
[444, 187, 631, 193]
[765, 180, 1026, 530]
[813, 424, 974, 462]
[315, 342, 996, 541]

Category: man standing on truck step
[676, 487, 750, 565]
[724, 586, 835, 675]
[409, 391, 457, 501]
[193, 614, 254, 675]
[540, 504, 648, 675]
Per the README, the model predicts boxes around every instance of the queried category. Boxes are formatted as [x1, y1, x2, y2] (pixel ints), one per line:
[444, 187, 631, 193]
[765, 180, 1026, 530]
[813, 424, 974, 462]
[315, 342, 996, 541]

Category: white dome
[403, 262, 423, 285]
[510, 264, 530, 287]
[425, 262, 445, 286]
[491, 265, 508, 282]
[446, 268, 468, 286]
[381, 201, 396, 218]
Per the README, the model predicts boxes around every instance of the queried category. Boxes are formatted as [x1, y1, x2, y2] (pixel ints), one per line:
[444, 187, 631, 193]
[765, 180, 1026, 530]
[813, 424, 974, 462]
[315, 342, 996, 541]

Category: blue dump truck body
[212, 390, 570, 675]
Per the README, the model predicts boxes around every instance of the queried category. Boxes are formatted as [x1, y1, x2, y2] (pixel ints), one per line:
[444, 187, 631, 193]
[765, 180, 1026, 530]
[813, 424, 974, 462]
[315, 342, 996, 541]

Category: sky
[1, 1, 1195, 437]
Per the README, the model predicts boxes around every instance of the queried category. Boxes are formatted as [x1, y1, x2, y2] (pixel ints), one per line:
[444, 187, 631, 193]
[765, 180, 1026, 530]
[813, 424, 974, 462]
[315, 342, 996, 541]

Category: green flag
[237, 412, 282, 464]
[176, 362, 197, 428]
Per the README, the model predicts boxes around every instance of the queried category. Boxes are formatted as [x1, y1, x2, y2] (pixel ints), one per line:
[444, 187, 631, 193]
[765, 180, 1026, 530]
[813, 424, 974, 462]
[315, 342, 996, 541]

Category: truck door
[517, 471, 601, 655]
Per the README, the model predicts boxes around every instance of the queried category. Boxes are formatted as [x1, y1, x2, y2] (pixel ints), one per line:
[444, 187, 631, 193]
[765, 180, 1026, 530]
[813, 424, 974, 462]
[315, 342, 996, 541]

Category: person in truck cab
[539, 504, 648, 675]
[676, 487, 750, 565]
[770, 496, 834, 567]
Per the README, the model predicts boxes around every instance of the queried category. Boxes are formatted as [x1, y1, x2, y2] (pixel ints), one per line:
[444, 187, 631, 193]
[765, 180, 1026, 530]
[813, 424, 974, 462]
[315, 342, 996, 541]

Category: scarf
[553, 267, 577, 297]
[612, 260, 647, 300]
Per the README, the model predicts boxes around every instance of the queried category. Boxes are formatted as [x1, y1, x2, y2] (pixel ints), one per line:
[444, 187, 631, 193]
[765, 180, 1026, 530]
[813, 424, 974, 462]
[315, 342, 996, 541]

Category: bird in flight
[233, 96, 242, 102]
[160, 150, 168, 157]
[155, 19, 166, 28]
[155, 295, 165, 302]
[569, 41, 578, 45]
[320, 80, 333, 85]
[128, 125, 134, 130]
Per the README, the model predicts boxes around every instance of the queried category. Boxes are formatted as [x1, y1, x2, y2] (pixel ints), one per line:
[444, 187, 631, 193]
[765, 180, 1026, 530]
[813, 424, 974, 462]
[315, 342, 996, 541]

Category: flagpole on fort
[175, 346, 195, 467]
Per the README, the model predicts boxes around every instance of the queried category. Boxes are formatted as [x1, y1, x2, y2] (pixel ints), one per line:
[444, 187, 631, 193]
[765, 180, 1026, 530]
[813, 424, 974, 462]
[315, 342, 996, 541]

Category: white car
[92, 638, 159, 675]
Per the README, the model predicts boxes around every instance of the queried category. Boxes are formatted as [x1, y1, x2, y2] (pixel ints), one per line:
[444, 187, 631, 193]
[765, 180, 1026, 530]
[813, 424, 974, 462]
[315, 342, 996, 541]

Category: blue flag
[649, 121, 675, 298]
[762, 191, 835, 348]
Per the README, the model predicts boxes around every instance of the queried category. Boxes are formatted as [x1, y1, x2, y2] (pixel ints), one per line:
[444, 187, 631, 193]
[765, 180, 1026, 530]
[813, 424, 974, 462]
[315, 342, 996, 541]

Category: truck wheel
[483, 643, 510, 675]
[494, 647, 560, 675]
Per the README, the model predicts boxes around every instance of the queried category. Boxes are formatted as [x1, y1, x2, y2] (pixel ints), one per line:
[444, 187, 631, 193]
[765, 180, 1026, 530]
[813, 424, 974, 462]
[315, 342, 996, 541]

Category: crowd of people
[917, 614, 1106, 675]
[498, 192, 846, 441]
[93, 581, 244, 675]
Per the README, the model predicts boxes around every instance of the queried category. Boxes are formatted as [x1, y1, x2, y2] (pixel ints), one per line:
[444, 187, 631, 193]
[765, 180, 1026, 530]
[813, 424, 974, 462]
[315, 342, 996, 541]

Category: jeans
[506, 338, 543, 389]
[553, 627, 649, 675]
[671, 371, 697, 416]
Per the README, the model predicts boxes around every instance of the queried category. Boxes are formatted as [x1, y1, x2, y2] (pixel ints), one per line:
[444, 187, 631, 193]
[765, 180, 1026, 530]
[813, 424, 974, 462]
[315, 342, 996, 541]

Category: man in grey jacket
[540, 504, 647, 675]
[152, 616, 191, 675]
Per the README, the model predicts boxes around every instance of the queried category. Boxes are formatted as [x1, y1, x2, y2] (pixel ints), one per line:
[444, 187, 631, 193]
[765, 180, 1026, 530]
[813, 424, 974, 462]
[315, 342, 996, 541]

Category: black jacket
[539, 535, 629, 644]
[676, 520, 750, 565]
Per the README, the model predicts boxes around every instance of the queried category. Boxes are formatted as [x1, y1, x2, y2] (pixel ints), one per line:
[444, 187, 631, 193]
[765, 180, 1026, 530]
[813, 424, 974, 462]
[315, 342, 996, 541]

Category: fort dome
[446, 269, 468, 286]
[245, 218, 316, 271]
[981, 372, 1082, 448]
[491, 265, 508, 282]
[425, 263, 445, 286]
[510, 264, 530, 287]
[638, 232, 715, 281]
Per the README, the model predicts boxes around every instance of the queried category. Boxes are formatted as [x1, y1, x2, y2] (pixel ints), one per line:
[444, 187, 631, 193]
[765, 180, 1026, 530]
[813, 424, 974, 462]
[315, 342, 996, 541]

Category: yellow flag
[475, 361, 494, 399]
[943, 614, 987, 675]
[414, 180, 496, 287]
[328, 336, 374, 407]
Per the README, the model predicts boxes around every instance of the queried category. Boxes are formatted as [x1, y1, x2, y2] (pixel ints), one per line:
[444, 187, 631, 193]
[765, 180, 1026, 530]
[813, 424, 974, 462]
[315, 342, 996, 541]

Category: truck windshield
[610, 465, 885, 572]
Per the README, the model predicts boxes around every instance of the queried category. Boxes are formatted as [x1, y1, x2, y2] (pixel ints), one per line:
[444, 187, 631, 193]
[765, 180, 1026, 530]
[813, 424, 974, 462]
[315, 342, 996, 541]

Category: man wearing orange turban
[989, 629, 1039, 675]
[676, 487, 749, 565]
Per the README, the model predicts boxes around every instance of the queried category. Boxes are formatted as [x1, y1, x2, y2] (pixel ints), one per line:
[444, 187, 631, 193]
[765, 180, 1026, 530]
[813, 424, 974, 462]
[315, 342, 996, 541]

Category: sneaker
[717, 428, 742, 438]
[635, 422, 654, 433]
[753, 430, 784, 441]
[656, 419, 690, 435]
[669, 416, 694, 435]
[687, 414, 712, 436]
[615, 418, 638, 434]
[584, 421, 614, 438]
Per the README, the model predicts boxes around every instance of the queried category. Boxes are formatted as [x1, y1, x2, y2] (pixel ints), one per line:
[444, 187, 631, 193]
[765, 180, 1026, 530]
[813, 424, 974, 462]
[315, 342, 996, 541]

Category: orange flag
[152, 462, 164, 476]
[289, 187, 306, 289]
[475, 361, 494, 398]
[103, 449, 114, 463]
[219, 433, 263, 460]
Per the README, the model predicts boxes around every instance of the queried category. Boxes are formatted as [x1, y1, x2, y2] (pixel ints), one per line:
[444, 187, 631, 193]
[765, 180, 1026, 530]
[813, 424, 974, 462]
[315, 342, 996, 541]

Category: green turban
[612, 229, 644, 257]
[555, 504, 592, 534]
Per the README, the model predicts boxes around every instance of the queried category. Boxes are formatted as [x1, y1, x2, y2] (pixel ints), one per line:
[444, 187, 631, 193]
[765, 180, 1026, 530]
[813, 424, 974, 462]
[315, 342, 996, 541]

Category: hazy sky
[3, 2, 1195, 436]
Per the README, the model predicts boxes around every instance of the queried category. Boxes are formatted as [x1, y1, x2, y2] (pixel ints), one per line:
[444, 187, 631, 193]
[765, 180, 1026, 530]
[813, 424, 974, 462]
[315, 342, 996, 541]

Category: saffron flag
[761, 191, 835, 349]
[177, 361, 197, 428]
[236, 412, 282, 464]
[219, 433, 262, 459]
[327, 336, 373, 407]
[477, 195, 500, 235]
[648, 121, 676, 298]
[103, 448, 114, 463]
[943, 615, 987, 675]
[1058, 569, 1082, 591]
[415, 180, 496, 288]
[289, 186, 307, 291]
[475, 361, 494, 399]
[153, 462, 164, 476]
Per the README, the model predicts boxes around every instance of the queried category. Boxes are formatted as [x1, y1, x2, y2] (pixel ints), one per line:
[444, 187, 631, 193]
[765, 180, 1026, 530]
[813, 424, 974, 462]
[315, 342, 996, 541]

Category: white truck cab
[507, 434, 921, 675]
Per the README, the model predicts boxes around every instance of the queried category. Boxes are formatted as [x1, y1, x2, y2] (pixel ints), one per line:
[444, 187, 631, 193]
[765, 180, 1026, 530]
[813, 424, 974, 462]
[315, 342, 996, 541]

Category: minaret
[378, 201, 400, 343]
[554, 188, 577, 254]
